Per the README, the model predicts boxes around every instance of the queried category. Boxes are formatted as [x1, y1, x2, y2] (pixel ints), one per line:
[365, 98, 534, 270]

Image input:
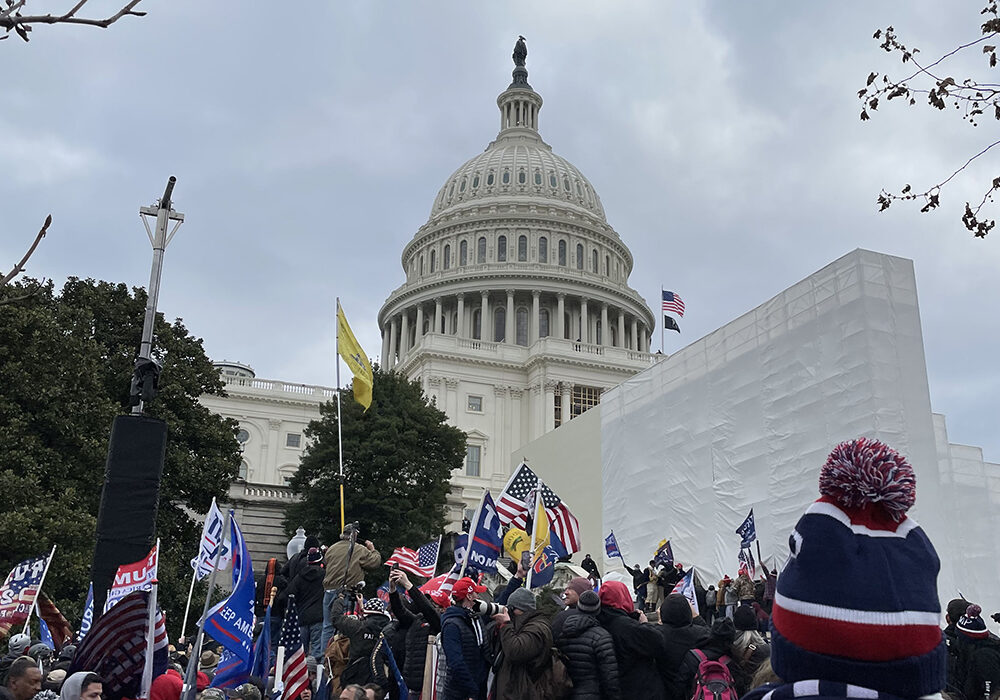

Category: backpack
[533, 646, 573, 699]
[689, 649, 737, 700]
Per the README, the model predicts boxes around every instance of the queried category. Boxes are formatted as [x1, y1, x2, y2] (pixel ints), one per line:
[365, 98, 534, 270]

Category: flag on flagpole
[738, 548, 757, 578]
[191, 498, 232, 580]
[277, 597, 309, 700]
[385, 540, 441, 579]
[0, 554, 51, 635]
[653, 539, 674, 568]
[105, 545, 158, 613]
[39, 617, 54, 649]
[204, 514, 255, 688]
[661, 290, 685, 317]
[526, 489, 551, 561]
[663, 315, 680, 333]
[337, 302, 374, 411]
[736, 509, 757, 548]
[604, 532, 624, 562]
[670, 568, 699, 616]
[528, 546, 559, 589]
[251, 604, 272, 681]
[77, 584, 94, 642]
[496, 463, 581, 553]
[36, 592, 72, 651]
[464, 492, 504, 574]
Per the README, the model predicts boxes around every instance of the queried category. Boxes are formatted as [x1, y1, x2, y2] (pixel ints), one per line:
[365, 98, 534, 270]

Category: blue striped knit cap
[770, 437, 946, 697]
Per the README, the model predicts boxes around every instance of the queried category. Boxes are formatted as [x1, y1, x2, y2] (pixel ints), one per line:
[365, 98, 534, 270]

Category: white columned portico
[457, 293, 466, 337]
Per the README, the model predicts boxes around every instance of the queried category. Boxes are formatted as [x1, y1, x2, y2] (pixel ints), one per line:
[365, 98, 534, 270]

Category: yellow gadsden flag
[336, 302, 374, 411]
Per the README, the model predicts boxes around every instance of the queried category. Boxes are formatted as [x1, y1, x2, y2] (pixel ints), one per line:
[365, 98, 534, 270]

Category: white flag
[190, 498, 232, 579]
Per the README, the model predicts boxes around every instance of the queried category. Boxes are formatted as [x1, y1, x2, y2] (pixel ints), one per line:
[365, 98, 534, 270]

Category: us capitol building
[203, 42, 659, 566]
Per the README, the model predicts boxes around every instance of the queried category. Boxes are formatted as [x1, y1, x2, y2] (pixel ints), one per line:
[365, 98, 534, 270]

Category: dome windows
[444, 245, 451, 270]
[430, 249, 436, 273]
[518, 170, 526, 185]
[459, 177, 467, 193]
[539, 236, 548, 263]
[516, 307, 529, 346]
[539, 309, 550, 338]
[558, 240, 567, 266]
[477, 237, 487, 264]
[549, 173, 557, 188]
[534, 170, 542, 186]
[497, 235, 507, 262]
[459, 240, 468, 266]
[487, 171, 495, 186]
[473, 174, 480, 188]
[517, 235, 527, 262]
[576, 243, 584, 270]
[448, 182, 455, 197]
[493, 307, 506, 342]
[592, 249, 598, 273]
[564, 176, 571, 192]
[502, 170, 511, 185]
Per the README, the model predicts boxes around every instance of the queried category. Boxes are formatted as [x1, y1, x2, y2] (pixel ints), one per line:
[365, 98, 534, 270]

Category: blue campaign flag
[529, 546, 559, 589]
[210, 649, 250, 690]
[39, 617, 54, 649]
[453, 533, 468, 566]
[548, 528, 568, 558]
[604, 531, 623, 561]
[203, 513, 254, 685]
[250, 604, 272, 681]
[77, 583, 94, 642]
[654, 540, 674, 568]
[736, 509, 757, 548]
[464, 492, 503, 573]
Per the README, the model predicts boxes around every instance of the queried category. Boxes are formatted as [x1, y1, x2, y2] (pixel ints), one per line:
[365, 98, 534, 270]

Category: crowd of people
[2, 438, 999, 700]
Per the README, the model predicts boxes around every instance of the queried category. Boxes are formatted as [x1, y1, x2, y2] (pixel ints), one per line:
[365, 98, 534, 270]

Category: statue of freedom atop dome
[513, 35, 527, 67]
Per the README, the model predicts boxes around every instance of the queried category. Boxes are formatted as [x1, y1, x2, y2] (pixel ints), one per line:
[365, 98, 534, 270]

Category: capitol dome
[377, 41, 657, 516]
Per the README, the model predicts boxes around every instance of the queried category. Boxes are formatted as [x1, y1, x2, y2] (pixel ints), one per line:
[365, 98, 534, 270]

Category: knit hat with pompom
[770, 437, 946, 697]
[958, 604, 989, 639]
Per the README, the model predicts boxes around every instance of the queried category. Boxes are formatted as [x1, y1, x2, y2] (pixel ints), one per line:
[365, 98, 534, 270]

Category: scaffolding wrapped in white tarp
[601, 249, 997, 604]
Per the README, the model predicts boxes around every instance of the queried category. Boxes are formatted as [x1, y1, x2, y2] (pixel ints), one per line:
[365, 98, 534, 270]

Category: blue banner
[453, 533, 468, 566]
[604, 532, 622, 561]
[464, 492, 503, 573]
[39, 617, 54, 649]
[736, 509, 757, 548]
[654, 540, 674, 567]
[250, 603, 271, 681]
[203, 513, 254, 683]
[77, 583, 94, 642]
[529, 546, 559, 589]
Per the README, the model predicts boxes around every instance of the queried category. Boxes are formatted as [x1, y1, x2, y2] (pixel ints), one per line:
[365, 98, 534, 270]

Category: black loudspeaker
[90, 415, 167, 616]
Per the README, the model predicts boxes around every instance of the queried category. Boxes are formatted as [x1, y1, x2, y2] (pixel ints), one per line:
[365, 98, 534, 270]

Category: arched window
[516, 307, 529, 346]
[518, 170, 526, 184]
[472, 174, 480, 188]
[502, 170, 511, 184]
[534, 170, 542, 185]
[592, 249, 598, 273]
[459, 240, 467, 266]
[549, 173, 558, 188]
[238, 460, 248, 480]
[605, 255, 610, 276]
[558, 240, 567, 266]
[443, 245, 451, 270]
[439, 313, 445, 333]
[423, 316, 430, 334]
[497, 235, 507, 262]
[472, 309, 482, 340]
[494, 307, 506, 342]
[564, 176, 571, 191]
[459, 177, 467, 193]
[517, 235, 527, 262]
[539, 237, 548, 262]
[539, 309, 550, 338]
[420, 255, 424, 275]
[477, 237, 486, 263]
[487, 171, 495, 186]
[576, 244, 584, 270]
[430, 249, 436, 273]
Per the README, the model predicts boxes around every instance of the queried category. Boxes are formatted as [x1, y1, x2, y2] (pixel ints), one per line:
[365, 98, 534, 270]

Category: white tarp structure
[600, 249, 999, 606]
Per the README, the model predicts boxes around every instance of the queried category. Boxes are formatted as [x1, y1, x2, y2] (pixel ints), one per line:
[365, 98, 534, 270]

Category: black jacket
[623, 565, 649, 595]
[597, 607, 667, 700]
[955, 633, 1000, 699]
[285, 564, 325, 626]
[330, 596, 390, 687]
[440, 605, 488, 700]
[554, 610, 620, 700]
[389, 587, 442, 692]
[676, 636, 738, 698]
[659, 620, 710, 700]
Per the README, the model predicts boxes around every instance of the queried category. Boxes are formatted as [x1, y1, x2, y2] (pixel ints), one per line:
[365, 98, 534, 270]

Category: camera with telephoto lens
[472, 600, 506, 617]
[343, 581, 366, 607]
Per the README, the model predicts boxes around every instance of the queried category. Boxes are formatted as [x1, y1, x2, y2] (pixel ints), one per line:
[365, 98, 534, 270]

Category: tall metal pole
[133, 176, 184, 415]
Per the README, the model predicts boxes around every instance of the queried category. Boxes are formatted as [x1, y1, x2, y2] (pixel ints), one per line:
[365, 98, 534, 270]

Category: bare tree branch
[0, 277, 46, 306]
[0, 0, 146, 41]
[1, 214, 52, 287]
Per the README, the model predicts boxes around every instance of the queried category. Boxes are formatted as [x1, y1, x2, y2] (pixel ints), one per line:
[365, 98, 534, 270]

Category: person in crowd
[731, 605, 770, 693]
[284, 535, 321, 581]
[742, 438, 948, 699]
[27, 645, 52, 675]
[676, 617, 739, 694]
[6, 657, 41, 700]
[149, 663, 183, 700]
[722, 575, 739, 618]
[749, 659, 781, 688]
[0, 635, 30, 683]
[330, 592, 391, 689]
[440, 576, 489, 700]
[596, 580, 668, 699]
[762, 568, 777, 613]
[944, 596, 972, 697]
[953, 604, 1000, 698]
[551, 577, 592, 639]
[198, 650, 219, 682]
[230, 683, 261, 700]
[554, 590, 620, 700]
[362, 683, 384, 700]
[339, 686, 366, 700]
[57, 673, 101, 700]
[491, 588, 552, 699]
[286, 546, 326, 658]
[734, 571, 756, 606]
[703, 586, 716, 626]
[751, 600, 770, 637]
[322, 525, 382, 653]
[623, 562, 649, 612]
[387, 568, 445, 699]
[580, 554, 601, 586]
[41, 669, 65, 694]
[49, 647, 74, 676]
[201, 689, 226, 700]
[646, 561, 663, 614]
[715, 576, 733, 621]
[657, 593, 710, 700]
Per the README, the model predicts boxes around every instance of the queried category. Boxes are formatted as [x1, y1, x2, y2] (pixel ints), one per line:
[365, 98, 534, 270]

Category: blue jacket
[440, 606, 487, 700]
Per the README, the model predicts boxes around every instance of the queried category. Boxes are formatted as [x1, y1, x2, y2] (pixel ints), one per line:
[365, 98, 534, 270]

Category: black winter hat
[733, 604, 757, 631]
[659, 594, 692, 627]
[577, 590, 600, 615]
[711, 616, 737, 643]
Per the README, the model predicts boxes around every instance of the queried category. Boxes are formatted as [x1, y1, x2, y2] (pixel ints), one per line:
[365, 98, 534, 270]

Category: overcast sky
[3, 1, 998, 460]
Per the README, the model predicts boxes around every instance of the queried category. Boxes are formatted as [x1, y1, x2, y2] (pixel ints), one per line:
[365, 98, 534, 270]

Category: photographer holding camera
[387, 568, 446, 699]
[321, 522, 383, 653]
[440, 577, 490, 700]
[329, 587, 392, 690]
[490, 588, 555, 700]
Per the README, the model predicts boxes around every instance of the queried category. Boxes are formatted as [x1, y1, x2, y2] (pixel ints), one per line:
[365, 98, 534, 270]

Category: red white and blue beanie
[957, 604, 989, 639]
[770, 437, 946, 697]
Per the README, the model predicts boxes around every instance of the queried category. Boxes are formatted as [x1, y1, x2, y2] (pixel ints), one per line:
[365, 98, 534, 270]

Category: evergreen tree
[286, 369, 465, 583]
[0, 278, 241, 630]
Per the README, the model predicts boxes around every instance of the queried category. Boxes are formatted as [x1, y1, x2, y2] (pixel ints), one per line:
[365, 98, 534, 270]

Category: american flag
[496, 463, 581, 553]
[278, 596, 308, 700]
[662, 290, 685, 318]
[384, 539, 441, 579]
[70, 590, 167, 698]
[0, 554, 48, 635]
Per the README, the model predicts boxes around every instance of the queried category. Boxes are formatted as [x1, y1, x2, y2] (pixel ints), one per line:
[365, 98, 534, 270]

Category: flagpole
[336, 298, 346, 534]
[179, 566, 197, 642]
[459, 490, 487, 579]
[23, 544, 57, 634]
[432, 534, 443, 578]
[181, 511, 230, 700]
[660, 286, 665, 354]
[140, 548, 159, 700]
[525, 488, 542, 589]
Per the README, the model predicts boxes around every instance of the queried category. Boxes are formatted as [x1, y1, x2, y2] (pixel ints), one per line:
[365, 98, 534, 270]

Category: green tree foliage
[285, 369, 466, 584]
[860, 3, 1000, 237]
[0, 278, 241, 631]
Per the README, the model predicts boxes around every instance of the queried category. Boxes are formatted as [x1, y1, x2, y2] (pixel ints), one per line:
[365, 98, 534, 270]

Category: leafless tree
[1, 215, 51, 304]
[1, 0, 145, 41]
[859, 2, 1000, 238]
